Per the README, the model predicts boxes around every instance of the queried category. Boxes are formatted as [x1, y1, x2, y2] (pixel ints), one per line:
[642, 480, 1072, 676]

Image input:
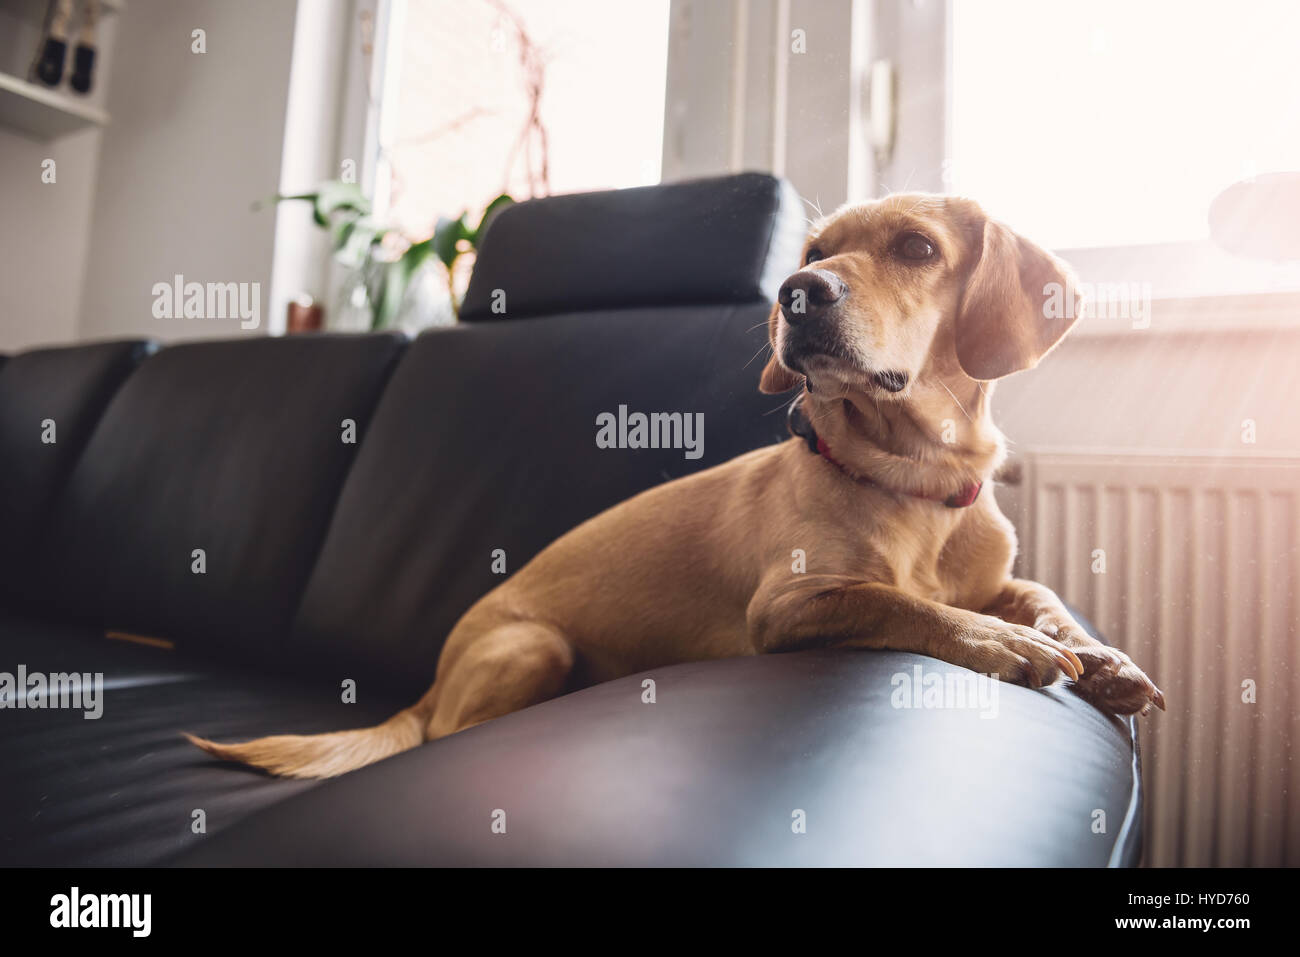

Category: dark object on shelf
[287, 295, 324, 333]
[35, 36, 67, 86]
[69, 43, 95, 94]
[30, 0, 99, 93]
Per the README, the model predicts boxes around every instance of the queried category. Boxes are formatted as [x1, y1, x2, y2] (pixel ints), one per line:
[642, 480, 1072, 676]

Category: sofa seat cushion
[173, 649, 1142, 867]
[0, 611, 402, 865]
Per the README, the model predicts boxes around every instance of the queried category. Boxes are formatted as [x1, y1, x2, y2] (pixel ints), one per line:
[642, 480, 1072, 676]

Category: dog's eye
[892, 232, 937, 262]
[804, 247, 824, 265]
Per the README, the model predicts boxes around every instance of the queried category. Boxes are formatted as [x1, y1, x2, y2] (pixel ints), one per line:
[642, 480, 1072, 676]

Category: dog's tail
[183, 706, 427, 779]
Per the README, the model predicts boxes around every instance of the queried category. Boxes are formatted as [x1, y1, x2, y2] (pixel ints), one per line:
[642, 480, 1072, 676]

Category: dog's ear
[758, 303, 803, 393]
[954, 216, 1081, 380]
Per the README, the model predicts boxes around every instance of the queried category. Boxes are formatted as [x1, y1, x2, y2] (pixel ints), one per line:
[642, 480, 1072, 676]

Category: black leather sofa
[0, 173, 1141, 867]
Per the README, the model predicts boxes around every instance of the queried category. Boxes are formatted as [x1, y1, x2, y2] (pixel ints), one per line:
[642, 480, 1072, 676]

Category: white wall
[997, 324, 1300, 453]
[0, 124, 102, 350]
[0, 0, 122, 352]
[0, 0, 303, 352]
[77, 0, 299, 344]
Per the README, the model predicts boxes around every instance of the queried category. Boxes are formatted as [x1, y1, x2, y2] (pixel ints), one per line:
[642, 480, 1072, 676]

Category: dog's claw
[1153, 687, 1166, 711]
[1055, 653, 1079, 681]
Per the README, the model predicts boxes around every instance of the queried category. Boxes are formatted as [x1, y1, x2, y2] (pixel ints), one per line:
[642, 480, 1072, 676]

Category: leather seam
[1107, 714, 1144, 867]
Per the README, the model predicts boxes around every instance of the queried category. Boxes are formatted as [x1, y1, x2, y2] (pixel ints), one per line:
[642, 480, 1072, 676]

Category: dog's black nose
[778, 269, 846, 324]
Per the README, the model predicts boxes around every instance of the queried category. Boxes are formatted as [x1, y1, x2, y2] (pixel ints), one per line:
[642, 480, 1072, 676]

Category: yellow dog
[189, 193, 1163, 778]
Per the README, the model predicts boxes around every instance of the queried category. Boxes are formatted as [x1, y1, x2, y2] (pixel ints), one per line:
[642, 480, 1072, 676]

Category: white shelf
[0, 0, 123, 18]
[0, 70, 107, 140]
[0, 0, 120, 138]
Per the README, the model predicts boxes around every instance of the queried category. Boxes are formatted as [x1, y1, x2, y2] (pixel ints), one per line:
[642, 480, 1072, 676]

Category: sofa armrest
[173, 644, 1141, 867]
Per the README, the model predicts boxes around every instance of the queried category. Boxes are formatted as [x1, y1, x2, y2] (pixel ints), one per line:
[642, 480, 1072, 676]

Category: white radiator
[1010, 449, 1300, 867]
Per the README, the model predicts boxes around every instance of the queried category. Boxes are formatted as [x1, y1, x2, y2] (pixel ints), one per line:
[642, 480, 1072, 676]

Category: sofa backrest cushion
[0, 340, 154, 602]
[31, 334, 406, 658]
[289, 304, 789, 694]
[460, 172, 805, 321]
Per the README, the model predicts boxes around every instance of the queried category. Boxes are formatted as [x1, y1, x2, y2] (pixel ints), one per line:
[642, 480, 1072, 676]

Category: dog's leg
[982, 578, 1164, 715]
[747, 573, 1083, 688]
[423, 621, 576, 739]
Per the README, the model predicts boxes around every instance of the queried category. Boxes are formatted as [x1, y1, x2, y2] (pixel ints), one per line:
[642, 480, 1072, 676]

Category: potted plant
[267, 182, 513, 331]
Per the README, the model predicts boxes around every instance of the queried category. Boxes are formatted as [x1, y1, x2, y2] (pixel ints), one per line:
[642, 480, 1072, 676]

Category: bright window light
[382, 0, 670, 237]
[949, 0, 1300, 251]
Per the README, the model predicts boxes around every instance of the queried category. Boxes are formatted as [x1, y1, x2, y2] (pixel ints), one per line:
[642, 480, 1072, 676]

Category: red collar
[813, 436, 982, 508]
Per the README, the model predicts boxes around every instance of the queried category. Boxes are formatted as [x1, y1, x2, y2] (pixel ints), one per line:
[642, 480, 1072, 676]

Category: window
[948, 0, 1300, 298]
[376, 0, 671, 237]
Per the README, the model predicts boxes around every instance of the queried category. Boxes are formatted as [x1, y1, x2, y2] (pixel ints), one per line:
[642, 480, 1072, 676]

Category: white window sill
[1068, 290, 1300, 337]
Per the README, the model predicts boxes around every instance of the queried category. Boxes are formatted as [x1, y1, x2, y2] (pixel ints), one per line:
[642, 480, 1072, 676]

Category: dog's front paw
[1068, 645, 1165, 716]
[951, 616, 1084, 689]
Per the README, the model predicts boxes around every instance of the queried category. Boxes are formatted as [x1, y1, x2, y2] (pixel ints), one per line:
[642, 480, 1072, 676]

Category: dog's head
[759, 194, 1082, 396]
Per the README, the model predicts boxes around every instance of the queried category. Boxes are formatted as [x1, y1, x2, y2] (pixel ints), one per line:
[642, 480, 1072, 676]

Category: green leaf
[469, 193, 514, 245]
[312, 181, 371, 223]
[336, 223, 375, 268]
[262, 190, 326, 224]
[373, 239, 436, 330]
[253, 190, 312, 213]
[403, 237, 435, 274]
[331, 216, 358, 251]
[372, 264, 401, 330]
[266, 182, 371, 227]
[432, 214, 471, 269]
